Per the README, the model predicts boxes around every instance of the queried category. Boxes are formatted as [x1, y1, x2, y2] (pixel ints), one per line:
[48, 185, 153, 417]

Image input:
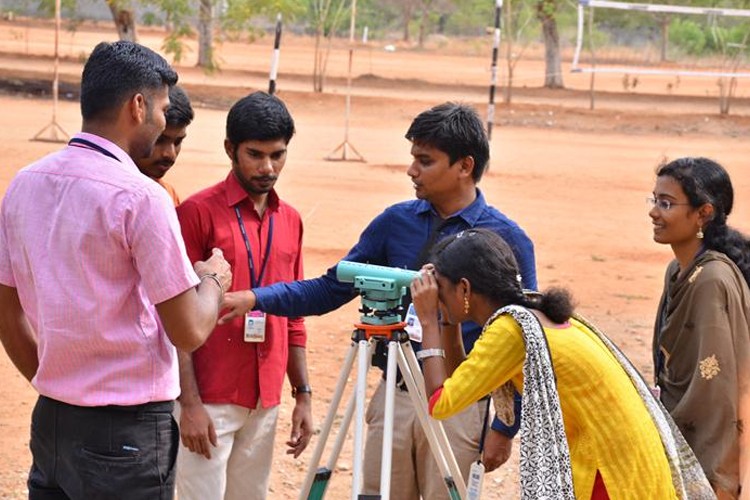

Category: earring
[464, 296, 470, 314]
[697, 227, 704, 240]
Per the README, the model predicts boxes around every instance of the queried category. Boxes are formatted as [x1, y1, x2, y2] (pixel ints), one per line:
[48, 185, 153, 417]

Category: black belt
[41, 395, 174, 413]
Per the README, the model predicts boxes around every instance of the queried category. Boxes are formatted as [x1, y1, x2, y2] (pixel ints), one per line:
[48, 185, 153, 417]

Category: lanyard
[68, 138, 120, 162]
[477, 397, 491, 455]
[234, 206, 274, 288]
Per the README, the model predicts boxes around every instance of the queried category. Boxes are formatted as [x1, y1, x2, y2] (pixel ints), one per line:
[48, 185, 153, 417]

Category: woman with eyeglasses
[649, 157, 750, 499]
[410, 228, 712, 500]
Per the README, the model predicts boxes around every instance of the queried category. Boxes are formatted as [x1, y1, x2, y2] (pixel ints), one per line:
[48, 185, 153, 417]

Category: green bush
[707, 23, 750, 53]
[669, 18, 706, 55]
[141, 11, 161, 27]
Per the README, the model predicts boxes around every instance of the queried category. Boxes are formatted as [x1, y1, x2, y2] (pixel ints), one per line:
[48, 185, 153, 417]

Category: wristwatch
[292, 384, 312, 398]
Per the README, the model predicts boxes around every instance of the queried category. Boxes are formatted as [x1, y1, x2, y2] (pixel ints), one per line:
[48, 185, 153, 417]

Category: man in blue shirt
[221, 102, 536, 498]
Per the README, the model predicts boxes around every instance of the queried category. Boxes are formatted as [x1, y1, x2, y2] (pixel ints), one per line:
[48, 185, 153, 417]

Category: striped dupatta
[487, 305, 576, 499]
[488, 305, 714, 500]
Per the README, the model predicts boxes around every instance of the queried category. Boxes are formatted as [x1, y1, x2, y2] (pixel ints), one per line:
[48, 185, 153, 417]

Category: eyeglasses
[646, 197, 692, 211]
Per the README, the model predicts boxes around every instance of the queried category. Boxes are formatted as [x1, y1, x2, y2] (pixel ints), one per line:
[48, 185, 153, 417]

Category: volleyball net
[572, 0, 750, 78]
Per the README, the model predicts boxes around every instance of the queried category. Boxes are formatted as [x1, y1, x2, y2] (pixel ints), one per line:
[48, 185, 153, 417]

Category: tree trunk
[418, 7, 428, 48]
[540, 13, 563, 88]
[660, 15, 669, 62]
[313, 26, 336, 93]
[106, 0, 136, 42]
[402, 3, 414, 42]
[197, 0, 214, 70]
[313, 24, 323, 92]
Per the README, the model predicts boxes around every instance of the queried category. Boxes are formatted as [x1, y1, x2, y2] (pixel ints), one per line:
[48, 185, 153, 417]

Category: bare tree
[504, 0, 534, 104]
[716, 32, 749, 114]
[311, 0, 346, 92]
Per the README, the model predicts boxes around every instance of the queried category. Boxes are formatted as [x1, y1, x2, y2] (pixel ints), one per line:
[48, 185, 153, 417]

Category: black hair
[225, 91, 295, 148]
[166, 85, 194, 128]
[405, 102, 490, 183]
[657, 157, 750, 286]
[80, 41, 178, 122]
[430, 228, 574, 323]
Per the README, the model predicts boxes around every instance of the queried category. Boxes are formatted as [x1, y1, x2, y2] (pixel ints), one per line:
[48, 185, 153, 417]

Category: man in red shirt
[136, 85, 194, 206]
[174, 92, 313, 499]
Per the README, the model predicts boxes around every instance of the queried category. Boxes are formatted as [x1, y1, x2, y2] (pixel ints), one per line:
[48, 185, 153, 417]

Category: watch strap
[292, 384, 312, 398]
[416, 348, 445, 361]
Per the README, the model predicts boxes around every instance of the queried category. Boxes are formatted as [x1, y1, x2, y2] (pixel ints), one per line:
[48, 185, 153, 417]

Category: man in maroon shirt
[174, 92, 313, 499]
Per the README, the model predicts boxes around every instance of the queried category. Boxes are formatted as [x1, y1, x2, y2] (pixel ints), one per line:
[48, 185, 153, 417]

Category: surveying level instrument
[299, 261, 466, 500]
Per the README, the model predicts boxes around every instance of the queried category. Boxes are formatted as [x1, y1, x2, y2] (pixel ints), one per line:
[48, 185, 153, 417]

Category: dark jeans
[28, 395, 178, 500]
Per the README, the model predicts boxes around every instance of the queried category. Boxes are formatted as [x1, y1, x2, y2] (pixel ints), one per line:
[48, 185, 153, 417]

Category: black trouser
[28, 395, 178, 500]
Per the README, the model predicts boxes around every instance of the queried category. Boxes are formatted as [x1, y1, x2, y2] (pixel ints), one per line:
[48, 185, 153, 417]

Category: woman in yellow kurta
[410, 228, 712, 499]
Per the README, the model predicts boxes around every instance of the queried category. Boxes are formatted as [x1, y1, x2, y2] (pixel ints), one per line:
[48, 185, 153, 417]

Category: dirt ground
[1, 19, 750, 499]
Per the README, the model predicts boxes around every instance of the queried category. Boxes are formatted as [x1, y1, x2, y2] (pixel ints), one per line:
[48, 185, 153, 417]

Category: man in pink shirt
[0, 41, 231, 500]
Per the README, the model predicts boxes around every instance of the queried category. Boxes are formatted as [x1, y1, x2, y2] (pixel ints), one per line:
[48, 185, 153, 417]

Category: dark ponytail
[521, 288, 575, 324]
[430, 229, 575, 323]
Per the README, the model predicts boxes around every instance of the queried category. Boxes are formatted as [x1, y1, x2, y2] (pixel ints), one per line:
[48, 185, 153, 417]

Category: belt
[41, 395, 174, 413]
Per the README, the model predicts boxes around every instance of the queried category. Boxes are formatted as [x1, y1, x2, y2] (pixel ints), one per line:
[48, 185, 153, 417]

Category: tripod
[299, 322, 466, 500]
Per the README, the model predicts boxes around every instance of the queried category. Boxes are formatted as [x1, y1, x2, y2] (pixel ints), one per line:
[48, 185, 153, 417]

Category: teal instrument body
[336, 260, 420, 325]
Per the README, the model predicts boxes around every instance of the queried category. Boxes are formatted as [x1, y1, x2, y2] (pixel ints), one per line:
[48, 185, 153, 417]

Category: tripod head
[337, 260, 420, 325]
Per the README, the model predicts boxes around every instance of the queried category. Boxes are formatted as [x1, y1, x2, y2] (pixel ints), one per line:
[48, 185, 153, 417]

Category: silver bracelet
[199, 272, 224, 294]
[416, 348, 445, 361]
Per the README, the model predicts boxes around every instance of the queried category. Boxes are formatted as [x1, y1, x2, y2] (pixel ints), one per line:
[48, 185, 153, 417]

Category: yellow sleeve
[431, 315, 525, 419]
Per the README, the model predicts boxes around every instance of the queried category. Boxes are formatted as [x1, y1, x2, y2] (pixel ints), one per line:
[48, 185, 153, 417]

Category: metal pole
[52, 0, 60, 124]
[342, 0, 356, 149]
[379, 340, 399, 500]
[269, 13, 282, 95]
[324, 0, 365, 162]
[587, 5, 597, 110]
[487, 0, 503, 141]
[298, 343, 358, 500]
[32, 0, 69, 142]
[351, 337, 369, 499]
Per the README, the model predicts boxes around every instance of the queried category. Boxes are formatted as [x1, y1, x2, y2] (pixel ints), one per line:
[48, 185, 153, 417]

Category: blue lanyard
[68, 138, 120, 162]
[234, 206, 274, 288]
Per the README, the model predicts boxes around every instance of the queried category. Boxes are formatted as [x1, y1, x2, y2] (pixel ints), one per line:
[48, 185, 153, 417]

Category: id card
[466, 460, 485, 500]
[244, 311, 266, 342]
[466, 460, 484, 500]
[404, 303, 423, 342]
